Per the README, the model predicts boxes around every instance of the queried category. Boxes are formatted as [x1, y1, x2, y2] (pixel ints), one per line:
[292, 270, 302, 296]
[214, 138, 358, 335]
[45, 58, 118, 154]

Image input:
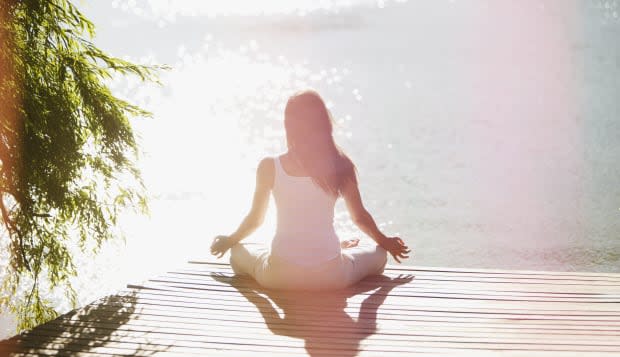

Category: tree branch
[0, 193, 31, 272]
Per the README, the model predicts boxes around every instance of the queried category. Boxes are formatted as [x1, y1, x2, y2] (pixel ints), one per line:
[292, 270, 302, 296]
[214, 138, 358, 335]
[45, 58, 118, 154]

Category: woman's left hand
[380, 236, 411, 263]
[211, 235, 234, 258]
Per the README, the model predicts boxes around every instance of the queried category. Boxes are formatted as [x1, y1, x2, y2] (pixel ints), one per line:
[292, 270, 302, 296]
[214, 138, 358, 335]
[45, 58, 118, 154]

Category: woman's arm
[341, 177, 411, 263]
[211, 158, 274, 257]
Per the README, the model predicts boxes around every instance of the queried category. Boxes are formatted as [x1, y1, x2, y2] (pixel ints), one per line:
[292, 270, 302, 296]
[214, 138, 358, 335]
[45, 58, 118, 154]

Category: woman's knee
[229, 244, 249, 274]
[375, 246, 388, 274]
[230, 243, 244, 257]
[230, 242, 269, 277]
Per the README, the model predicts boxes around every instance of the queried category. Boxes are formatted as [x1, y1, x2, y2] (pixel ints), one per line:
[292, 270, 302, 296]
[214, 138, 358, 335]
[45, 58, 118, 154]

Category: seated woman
[211, 90, 410, 290]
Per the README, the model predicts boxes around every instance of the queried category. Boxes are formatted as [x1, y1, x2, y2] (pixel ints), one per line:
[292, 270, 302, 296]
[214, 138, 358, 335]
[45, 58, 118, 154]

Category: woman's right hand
[210, 235, 234, 258]
[380, 237, 411, 263]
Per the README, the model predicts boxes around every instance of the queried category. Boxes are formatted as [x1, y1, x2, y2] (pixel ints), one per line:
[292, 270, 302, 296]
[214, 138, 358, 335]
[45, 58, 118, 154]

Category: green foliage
[0, 0, 161, 331]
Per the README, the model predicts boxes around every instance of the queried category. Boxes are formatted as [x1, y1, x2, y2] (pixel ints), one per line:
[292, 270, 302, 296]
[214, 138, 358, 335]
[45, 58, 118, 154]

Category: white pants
[230, 242, 388, 291]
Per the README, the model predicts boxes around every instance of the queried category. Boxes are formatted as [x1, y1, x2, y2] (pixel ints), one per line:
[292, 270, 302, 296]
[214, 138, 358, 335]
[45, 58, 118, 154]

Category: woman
[211, 90, 410, 290]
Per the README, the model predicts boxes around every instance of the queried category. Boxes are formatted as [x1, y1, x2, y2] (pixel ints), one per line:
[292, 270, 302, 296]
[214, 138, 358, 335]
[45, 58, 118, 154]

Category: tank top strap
[273, 155, 285, 185]
[273, 155, 283, 175]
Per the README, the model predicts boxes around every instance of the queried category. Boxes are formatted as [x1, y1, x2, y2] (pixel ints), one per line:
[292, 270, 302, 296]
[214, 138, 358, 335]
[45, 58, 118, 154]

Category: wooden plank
[154, 272, 620, 299]
[11, 344, 620, 357]
[178, 265, 620, 286]
[187, 260, 620, 279]
[393, 266, 620, 279]
[46, 300, 620, 331]
[13, 325, 620, 353]
[129, 279, 620, 303]
[19, 327, 620, 355]
[38, 316, 620, 343]
[69, 300, 620, 328]
[115, 291, 620, 317]
[98, 293, 620, 321]
[187, 261, 620, 280]
[129, 280, 620, 304]
[172, 270, 620, 294]
[115, 284, 620, 313]
[4, 261, 620, 357]
[123, 287, 620, 315]
[31, 312, 620, 345]
[37, 294, 618, 336]
[187, 260, 620, 278]
[164, 270, 620, 294]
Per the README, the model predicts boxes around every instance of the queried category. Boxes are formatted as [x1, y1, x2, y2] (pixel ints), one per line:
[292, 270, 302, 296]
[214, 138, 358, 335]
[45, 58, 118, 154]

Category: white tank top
[270, 155, 342, 266]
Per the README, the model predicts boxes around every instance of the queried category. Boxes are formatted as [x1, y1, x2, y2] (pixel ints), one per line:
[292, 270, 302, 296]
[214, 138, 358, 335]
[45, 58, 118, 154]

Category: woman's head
[284, 90, 356, 196]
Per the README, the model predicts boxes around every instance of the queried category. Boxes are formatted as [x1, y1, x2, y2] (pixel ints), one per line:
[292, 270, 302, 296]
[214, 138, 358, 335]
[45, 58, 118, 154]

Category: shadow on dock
[0, 291, 170, 356]
[212, 272, 414, 357]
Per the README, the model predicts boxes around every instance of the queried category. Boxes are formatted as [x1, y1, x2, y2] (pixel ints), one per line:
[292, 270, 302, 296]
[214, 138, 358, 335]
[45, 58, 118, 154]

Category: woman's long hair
[284, 90, 357, 197]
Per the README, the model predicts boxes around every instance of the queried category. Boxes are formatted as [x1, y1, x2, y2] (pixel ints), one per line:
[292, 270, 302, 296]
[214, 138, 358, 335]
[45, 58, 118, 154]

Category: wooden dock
[2, 261, 620, 356]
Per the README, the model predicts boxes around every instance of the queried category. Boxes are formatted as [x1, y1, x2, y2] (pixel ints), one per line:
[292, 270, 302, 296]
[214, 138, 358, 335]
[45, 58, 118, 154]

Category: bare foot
[340, 238, 360, 249]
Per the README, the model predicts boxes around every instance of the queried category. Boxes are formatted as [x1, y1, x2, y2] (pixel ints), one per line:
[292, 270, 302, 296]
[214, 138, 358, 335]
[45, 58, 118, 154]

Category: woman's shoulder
[255, 157, 276, 188]
[256, 156, 277, 177]
[259, 152, 289, 170]
[257, 156, 277, 170]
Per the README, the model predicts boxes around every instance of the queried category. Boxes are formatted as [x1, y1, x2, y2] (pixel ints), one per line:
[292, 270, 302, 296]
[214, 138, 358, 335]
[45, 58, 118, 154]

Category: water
[1, 0, 619, 339]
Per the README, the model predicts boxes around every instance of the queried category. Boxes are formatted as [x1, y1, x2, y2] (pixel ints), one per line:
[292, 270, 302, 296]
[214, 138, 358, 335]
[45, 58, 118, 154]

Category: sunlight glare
[102, 35, 358, 285]
[111, 0, 382, 20]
